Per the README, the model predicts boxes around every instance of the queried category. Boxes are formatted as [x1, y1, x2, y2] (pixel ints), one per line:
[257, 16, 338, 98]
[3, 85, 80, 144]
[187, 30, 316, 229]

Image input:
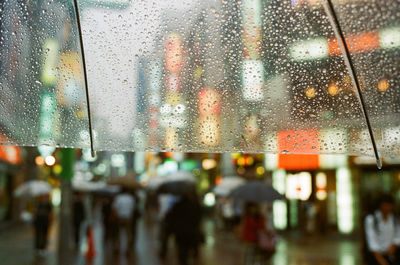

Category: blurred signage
[290, 26, 400, 61]
[0, 145, 21, 165]
[328, 32, 379, 55]
[41, 39, 60, 86]
[165, 33, 183, 73]
[198, 88, 221, 147]
[315, 172, 327, 200]
[198, 88, 221, 115]
[379, 26, 400, 49]
[290, 38, 328, 61]
[39, 93, 56, 141]
[57, 51, 85, 106]
[241, 0, 264, 101]
[242, 60, 265, 101]
[198, 115, 220, 147]
[286, 172, 312, 201]
[278, 130, 319, 170]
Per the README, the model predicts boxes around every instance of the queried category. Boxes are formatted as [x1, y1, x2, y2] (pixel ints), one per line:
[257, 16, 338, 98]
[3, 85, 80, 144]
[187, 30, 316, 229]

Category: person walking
[166, 193, 203, 265]
[112, 189, 136, 254]
[158, 194, 179, 259]
[364, 194, 400, 265]
[72, 192, 85, 248]
[241, 203, 268, 265]
[33, 194, 52, 255]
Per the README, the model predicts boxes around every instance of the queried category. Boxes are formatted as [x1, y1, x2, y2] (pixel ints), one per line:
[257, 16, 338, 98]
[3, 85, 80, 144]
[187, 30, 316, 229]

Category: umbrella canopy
[0, 0, 399, 162]
[72, 178, 120, 194]
[107, 175, 142, 190]
[230, 181, 285, 203]
[147, 171, 196, 190]
[213, 176, 245, 197]
[156, 180, 196, 196]
[14, 180, 52, 198]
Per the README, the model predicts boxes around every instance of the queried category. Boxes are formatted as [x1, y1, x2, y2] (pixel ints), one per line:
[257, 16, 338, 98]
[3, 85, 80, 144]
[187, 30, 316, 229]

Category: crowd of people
[28, 179, 400, 265]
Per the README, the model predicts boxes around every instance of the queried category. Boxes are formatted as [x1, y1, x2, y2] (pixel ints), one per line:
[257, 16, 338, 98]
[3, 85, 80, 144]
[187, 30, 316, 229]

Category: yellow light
[378, 79, 390, 92]
[231, 153, 241, 159]
[305, 87, 316, 98]
[237, 157, 246, 166]
[246, 157, 254, 166]
[53, 164, 62, 175]
[256, 166, 265, 175]
[45, 155, 56, 166]
[328, 82, 339, 96]
[76, 109, 85, 119]
[35, 156, 45, 166]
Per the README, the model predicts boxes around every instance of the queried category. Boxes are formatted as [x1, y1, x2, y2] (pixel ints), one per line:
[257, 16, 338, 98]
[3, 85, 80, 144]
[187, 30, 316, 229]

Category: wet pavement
[0, 212, 362, 265]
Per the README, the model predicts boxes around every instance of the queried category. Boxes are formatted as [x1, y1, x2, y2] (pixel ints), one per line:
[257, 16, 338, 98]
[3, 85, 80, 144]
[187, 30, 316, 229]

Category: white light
[273, 200, 287, 230]
[316, 172, 327, 188]
[79, 130, 90, 141]
[290, 38, 329, 61]
[336, 167, 354, 234]
[38, 145, 55, 158]
[204, 192, 216, 207]
[45, 155, 56, 166]
[272, 169, 286, 194]
[286, 172, 312, 201]
[202, 159, 217, 170]
[316, 190, 327, 200]
[265, 153, 278, 170]
[111, 154, 125, 167]
[174, 104, 186, 114]
[162, 161, 178, 174]
[242, 60, 264, 101]
[94, 163, 107, 175]
[83, 149, 97, 162]
[379, 27, 400, 49]
[160, 103, 172, 114]
[51, 188, 61, 207]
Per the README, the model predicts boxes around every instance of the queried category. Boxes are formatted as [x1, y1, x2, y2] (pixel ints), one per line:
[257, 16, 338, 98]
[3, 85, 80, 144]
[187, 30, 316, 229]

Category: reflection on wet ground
[0, 216, 361, 265]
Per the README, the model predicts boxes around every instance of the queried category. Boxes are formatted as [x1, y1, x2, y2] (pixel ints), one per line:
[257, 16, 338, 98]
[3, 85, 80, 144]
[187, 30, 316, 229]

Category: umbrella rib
[322, 0, 382, 169]
[72, 0, 95, 157]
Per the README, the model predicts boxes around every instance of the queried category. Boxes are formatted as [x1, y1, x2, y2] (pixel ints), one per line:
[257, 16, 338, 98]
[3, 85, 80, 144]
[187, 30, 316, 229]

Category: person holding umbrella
[33, 194, 52, 255]
[230, 180, 282, 264]
[165, 191, 203, 265]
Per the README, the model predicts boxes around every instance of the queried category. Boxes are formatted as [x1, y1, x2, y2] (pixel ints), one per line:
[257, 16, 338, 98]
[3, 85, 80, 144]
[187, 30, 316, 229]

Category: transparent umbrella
[213, 176, 245, 197]
[14, 180, 52, 198]
[0, 0, 399, 164]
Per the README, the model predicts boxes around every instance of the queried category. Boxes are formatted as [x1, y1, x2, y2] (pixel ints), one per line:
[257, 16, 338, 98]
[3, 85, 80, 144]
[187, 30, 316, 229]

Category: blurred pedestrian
[158, 194, 179, 259]
[131, 192, 141, 247]
[72, 192, 85, 248]
[242, 203, 276, 264]
[166, 192, 203, 265]
[364, 194, 400, 265]
[242, 203, 265, 244]
[112, 189, 136, 254]
[101, 196, 116, 247]
[33, 194, 52, 255]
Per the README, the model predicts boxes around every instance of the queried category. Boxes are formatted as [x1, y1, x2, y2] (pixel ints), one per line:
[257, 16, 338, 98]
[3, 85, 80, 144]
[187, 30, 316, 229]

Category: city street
[0, 212, 362, 265]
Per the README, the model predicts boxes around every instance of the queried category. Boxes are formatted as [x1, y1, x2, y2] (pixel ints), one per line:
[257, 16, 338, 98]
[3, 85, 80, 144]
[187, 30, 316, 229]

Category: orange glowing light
[328, 32, 379, 55]
[328, 82, 339, 96]
[378, 79, 390, 92]
[305, 87, 316, 98]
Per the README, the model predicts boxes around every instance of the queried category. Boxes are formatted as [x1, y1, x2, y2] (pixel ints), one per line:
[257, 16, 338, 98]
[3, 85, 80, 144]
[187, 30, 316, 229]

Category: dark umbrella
[230, 181, 284, 203]
[156, 180, 196, 196]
